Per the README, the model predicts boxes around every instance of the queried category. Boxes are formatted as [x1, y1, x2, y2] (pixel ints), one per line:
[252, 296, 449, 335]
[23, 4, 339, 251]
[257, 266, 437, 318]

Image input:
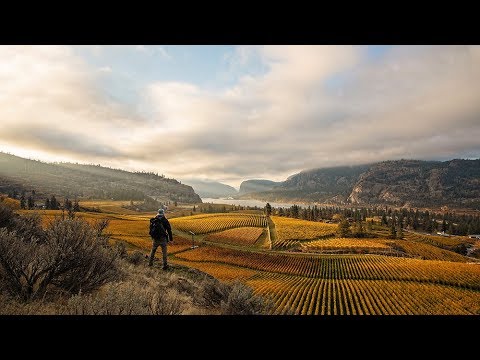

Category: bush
[63, 281, 183, 315]
[0, 202, 15, 229]
[11, 213, 44, 242]
[194, 275, 230, 308]
[0, 218, 120, 300]
[220, 281, 270, 315]
[127, 250, 145, 265]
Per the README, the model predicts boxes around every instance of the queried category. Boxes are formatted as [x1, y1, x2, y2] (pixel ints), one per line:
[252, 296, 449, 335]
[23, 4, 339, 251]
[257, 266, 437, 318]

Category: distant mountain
[238, 179, 282, 195]
[239, 159, 480, 209]
[0, 152, 201, 203]
[181, 179, 237, 198]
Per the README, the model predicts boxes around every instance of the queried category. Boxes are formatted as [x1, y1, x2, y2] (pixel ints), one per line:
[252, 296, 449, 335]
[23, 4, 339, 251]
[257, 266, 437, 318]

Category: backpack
[149, 217, 167, 239]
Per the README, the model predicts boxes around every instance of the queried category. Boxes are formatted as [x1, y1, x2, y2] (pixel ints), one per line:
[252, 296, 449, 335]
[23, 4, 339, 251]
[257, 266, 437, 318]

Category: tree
[174, 201, 178, 207]
[448, 222, 454, 235]
[64, 198, 72, 211]
[337, 219, 351, 238]
[20, 195, 26, 210]
[27, 196, 34, 209]
[397, 225, 404, 239]
[193, 205, 196, 212]
[389, 223, 397, 239]
[265, 203, 272, 216]
[381, 214, 388, 226]
[50, 195, 59, 210]
[353, 221, 365, 238]
[366, 219, 373, 233]
[45, 198, 51, 210]
[73, 199, 80, 212]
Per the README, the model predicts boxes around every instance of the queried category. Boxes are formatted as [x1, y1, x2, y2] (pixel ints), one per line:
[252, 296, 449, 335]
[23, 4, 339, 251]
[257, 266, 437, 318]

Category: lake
[201, 197, 312, 209]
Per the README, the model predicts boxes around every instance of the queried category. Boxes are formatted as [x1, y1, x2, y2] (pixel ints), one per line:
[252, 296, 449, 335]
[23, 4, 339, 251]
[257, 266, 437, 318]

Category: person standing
[148, 208, 173, 269]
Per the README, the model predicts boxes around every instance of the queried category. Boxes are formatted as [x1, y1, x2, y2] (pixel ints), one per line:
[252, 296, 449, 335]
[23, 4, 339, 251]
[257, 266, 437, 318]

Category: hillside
[239, 179, 282, 195]
[181, 179, 237, 198]
[0, 152, 201, 203]
[240, 159, 480, 208]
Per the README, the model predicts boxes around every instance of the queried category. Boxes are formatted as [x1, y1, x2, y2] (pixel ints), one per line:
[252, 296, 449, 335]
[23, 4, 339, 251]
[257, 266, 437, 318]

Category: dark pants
[149, 238, 168, 267]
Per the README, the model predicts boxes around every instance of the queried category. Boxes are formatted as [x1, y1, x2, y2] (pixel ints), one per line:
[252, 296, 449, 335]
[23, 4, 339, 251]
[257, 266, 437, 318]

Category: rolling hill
[0, 152, 201, 203]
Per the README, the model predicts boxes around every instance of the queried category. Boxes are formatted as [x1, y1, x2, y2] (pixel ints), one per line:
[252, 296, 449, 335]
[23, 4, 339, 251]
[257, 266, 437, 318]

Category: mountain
[238, 180, 282, 195]
[239, 159, 480, 208]
[181, 179, 237, 198]
[0, 152, 201, 203]
[347, 159, 480, 208]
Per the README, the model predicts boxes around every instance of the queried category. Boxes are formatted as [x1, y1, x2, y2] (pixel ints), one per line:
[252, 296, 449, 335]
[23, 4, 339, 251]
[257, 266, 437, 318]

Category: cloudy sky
[0, 45, 479, 188]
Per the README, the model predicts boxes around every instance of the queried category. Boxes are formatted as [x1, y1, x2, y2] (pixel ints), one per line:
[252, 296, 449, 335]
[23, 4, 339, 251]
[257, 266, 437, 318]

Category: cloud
[0, 45, 479, 188]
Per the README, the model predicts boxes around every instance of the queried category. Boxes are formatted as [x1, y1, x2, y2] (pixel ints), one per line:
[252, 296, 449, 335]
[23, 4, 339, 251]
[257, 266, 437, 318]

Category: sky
[0, 45, 479, 189]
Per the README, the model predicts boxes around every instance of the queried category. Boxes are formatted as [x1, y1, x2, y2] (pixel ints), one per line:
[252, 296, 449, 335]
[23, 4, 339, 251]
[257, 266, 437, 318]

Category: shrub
[0, 218, 120, 300]
[127, 250, 145, 265]
[149, 288, 183, 315]
[220, 281, 270, 315]
[0, 202, 15, 229]
[194, 275, 230, 308]
[63, 281, 183, 315]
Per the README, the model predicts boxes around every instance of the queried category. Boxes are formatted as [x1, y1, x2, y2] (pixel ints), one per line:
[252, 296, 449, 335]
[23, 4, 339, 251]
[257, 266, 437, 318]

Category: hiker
[148, 208, 173, 269]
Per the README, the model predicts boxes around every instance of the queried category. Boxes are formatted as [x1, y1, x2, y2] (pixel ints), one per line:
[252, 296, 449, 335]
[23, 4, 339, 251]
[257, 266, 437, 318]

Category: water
[201, 197, 312, 209]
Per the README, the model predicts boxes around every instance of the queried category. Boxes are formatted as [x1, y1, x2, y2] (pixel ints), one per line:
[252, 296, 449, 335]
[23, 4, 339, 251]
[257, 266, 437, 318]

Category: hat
[158, 208, 165, 215]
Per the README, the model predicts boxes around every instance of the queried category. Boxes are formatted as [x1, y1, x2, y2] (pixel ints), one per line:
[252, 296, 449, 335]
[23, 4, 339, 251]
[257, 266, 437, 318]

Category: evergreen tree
[448, 222, 453, 235]
[381, 214, 388, 226]
[20, 195, 26, 209]
[337, 219, 351, 238]
[397, 225, 404, 239]
[389, 223, 397, 239]
[366, 220, 373, 233]
[442, 219, 447, 233]
[64, 198, 72, 211]
[73, 199, 80, 212]
[45, 198, 51, 210]
[27, 196, 34, 209]
[193, 205, 196, 212]
[353, 221, 365, 238]
[50, 195, 59, 210]
[265, 203, 272, 216]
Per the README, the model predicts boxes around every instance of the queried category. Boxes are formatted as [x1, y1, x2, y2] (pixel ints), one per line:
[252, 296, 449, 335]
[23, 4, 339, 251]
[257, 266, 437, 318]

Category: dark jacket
[156, 214, 173, 241]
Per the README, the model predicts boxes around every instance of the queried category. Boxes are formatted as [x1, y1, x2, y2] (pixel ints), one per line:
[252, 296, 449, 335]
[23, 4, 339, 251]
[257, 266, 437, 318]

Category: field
[271, 216, 337, 249]
[19, 200, 480, 315]
[204, 227, 264, 247]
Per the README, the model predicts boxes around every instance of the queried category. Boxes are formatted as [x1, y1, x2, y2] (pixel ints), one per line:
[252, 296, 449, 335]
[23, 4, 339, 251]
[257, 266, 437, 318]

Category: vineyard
[247, 273, 480, 315]
[170, 213, 267, 234]
[174, 246, 480, 289]
[204, 227, 264, 246]
[19, 202, 480, 315]
[302, 238, 390, 253]
[271, 216, 337, 249]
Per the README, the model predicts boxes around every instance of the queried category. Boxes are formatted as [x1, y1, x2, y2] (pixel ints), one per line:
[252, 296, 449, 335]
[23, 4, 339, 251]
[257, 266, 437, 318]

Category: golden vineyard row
[247, 273, 480, 315]
[170, 214, 267, 234]
[175, 246, 480, 288]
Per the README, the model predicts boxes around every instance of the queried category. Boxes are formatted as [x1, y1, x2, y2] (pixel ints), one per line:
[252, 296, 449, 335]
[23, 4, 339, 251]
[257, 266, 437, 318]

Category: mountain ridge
[0, 152, 201, 203]
[238, 159, 480, 209]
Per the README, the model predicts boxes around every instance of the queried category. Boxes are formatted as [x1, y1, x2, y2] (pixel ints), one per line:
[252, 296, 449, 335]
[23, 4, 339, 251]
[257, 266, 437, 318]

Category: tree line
[264, 203, 480, 236]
